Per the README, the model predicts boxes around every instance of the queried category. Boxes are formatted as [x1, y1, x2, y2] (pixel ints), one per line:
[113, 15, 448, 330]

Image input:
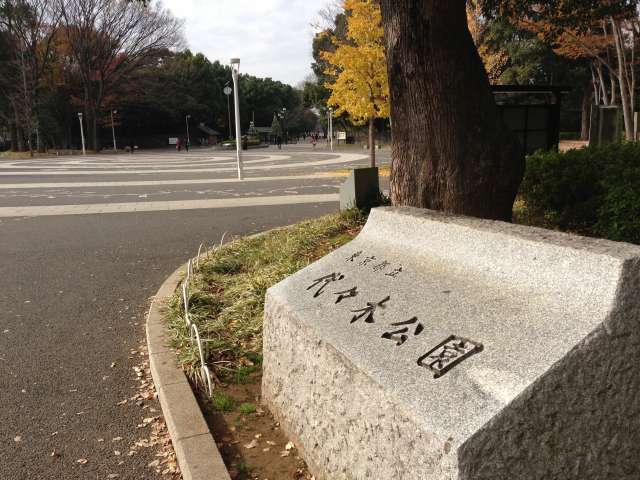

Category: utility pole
[224, 83, 233, 139]
[230, 58, 244, 180]
[185, 114, 191, 147]
[111, 110, 117, 152]
[78, 112, 86, 156]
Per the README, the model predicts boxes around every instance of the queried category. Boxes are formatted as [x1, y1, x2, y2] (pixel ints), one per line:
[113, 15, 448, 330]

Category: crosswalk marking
[0, 150, 366, 218]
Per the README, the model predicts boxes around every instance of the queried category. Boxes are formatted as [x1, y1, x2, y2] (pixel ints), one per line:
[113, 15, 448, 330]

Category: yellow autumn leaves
[322, 0, 390, 126]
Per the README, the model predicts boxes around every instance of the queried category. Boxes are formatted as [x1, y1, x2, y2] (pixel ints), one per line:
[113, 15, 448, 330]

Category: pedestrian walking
[311, 135, 317, 150]
[176, 138, 182, 152]
[277, 135, 282, 149]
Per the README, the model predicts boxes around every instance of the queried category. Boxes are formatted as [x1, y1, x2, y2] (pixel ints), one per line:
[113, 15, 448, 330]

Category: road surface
[0, 145, 390, 479]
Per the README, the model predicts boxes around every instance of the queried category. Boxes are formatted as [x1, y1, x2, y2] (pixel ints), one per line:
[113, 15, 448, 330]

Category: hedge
[519, 142, 640, 245]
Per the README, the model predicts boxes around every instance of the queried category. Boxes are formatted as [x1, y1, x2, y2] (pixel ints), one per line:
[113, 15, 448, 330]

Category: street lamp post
[281, 107, 287, 144]
[223, 83, 233, 139]
[77, 112, 86, 156]
[111, 110, 117, 152]
[230, 58, 243, 180]
[185, 114, 191, 147]
[328, 107, 333, 152]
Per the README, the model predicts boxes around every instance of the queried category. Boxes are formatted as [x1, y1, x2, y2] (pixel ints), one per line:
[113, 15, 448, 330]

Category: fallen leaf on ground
[244, 439, 258, 449]
[285, 441, 295, 450]
[280, 450, 291, 457]
[76, 458, 88, 464]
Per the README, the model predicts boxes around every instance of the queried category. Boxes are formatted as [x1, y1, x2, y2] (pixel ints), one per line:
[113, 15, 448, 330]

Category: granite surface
[262, 207, 640, 479]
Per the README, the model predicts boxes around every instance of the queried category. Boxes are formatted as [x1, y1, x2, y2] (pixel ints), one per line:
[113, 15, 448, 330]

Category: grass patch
[165, 209, 367, 384]
[212, 391, 236, 412]
[238, 403, 257, 415]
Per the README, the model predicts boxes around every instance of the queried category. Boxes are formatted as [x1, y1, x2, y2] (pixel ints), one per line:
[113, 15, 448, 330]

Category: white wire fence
[180, 232, 227, 398]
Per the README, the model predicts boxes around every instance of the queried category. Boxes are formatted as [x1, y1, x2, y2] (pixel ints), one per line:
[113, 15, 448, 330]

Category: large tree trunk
[581, 83, 593, 141]
[368, 117, 376, 167]
[379, 0, 523, 221]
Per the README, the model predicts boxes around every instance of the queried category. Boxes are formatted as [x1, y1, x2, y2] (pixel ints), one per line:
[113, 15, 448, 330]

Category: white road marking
[0, 154, 292, 169]
[0, 193, 339, 218]
[0, 152, 365, 176]
[0, 174, 340, 190]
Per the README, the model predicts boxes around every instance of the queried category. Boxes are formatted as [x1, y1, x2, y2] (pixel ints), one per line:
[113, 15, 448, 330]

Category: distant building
[197, 123, 222, 145]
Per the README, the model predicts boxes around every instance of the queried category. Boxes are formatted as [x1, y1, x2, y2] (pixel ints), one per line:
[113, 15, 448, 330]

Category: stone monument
[262, 207, 640, 479]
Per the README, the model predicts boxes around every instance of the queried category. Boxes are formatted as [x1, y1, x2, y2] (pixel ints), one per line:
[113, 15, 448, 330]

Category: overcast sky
[161, 0, 331, 87]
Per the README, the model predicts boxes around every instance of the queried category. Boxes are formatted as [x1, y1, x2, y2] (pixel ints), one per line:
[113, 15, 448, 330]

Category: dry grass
[165, 209, 367, 384]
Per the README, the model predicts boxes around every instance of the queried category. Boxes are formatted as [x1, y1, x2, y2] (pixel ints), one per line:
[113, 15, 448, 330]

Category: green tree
[270, 113, 282, 138]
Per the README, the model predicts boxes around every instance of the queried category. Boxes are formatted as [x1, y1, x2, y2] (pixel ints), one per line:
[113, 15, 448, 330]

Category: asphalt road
[0, 145, 390, 479]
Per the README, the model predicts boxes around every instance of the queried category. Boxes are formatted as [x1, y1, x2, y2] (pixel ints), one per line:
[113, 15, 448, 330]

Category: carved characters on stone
[417, 335, 483, 378]
[385, 266, 402, 278]
[307, 255, 482, 379]
[381, 316, 424, 346]
[346, 251, 363, 262]
[307, 272, 345, 298]
[350, 295, 390, 323]
[359, 255, 376, 266]
[372, 260, 390, 272]
[334, 286, 358, 304]
[344, 250, 403, 278]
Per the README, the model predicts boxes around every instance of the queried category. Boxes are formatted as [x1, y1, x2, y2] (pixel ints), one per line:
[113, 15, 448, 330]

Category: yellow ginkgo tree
[322, 0, 389, 167]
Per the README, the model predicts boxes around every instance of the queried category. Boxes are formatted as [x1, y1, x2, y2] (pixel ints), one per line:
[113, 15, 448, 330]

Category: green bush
[519, 142, 640, 244]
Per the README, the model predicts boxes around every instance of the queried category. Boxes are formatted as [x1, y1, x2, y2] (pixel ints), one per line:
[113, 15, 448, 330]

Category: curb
[146, 261, 231, 480]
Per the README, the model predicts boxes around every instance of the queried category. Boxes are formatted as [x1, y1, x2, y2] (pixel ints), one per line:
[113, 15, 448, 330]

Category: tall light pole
[230, 58, 243, 180]
[111, 109, 117, 152]
[328, 107, 334, 152]
[77, 112, 86, 156]
[281, 107, 287, 144]
[185, 114, 191, 147]
[223, 83, 232, 139]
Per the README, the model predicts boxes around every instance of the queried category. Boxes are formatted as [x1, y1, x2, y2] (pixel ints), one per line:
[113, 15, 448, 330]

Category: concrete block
[158, 381, 211, 442]
[339, 167, 380, 210]
[174, 433, 231, 480]
[149, 350, 188, 389]
[262, 206, 640, 479]
[146, 309, 172, 355]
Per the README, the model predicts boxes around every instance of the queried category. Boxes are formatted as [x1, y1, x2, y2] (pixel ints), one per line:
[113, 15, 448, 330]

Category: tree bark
[581, 83, 593, 141]
[611, 17, 634, 141]
[368, 117, 376, 167]
[379, 0, 523, 221]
